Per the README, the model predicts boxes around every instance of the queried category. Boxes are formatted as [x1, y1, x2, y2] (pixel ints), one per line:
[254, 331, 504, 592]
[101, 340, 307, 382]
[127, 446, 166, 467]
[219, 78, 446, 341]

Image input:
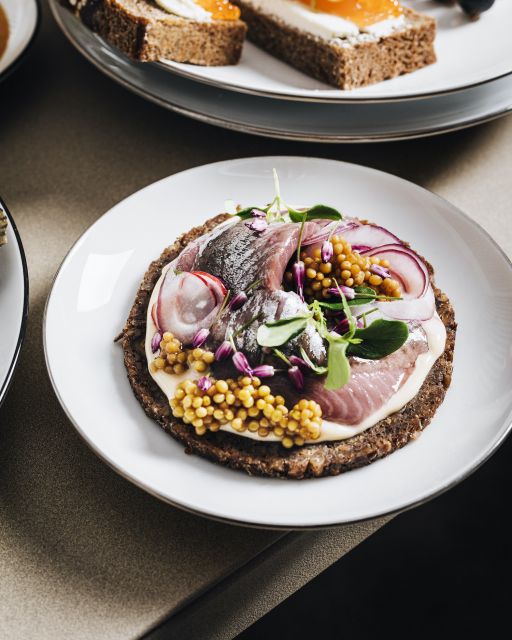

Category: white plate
[0, 200, 29, 407]
[0, 0, 39, 81]
[44, 157, 512, 529]
[48, 0, 512, 143]
[160, 1, 512, 103]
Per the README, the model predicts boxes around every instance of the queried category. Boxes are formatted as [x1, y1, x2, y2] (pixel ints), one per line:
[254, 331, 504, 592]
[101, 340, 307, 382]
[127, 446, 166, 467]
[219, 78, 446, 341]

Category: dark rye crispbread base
[120, 214, 456, 480]
[235, 3, 436, 90]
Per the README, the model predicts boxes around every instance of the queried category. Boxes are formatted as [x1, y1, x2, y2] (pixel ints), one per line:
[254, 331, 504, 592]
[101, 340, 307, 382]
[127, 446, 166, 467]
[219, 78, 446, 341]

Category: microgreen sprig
[231, 169, 344, 227]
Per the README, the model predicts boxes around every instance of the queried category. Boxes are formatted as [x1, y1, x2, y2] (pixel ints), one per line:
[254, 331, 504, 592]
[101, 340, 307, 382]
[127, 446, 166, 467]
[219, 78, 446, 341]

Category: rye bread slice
[234, 3, 436, 89]
[119, 215, 456, 480]
[61, 0, 247, 66]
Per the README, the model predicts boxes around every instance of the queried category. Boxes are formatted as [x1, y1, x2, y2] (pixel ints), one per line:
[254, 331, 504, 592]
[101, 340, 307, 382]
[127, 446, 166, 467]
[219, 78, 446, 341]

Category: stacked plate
[0, 200, 29, 407]
[49, 0, 512, 141]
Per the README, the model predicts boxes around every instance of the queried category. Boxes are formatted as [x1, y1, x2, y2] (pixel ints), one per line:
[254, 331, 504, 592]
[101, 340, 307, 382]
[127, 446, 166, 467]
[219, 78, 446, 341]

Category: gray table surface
[1, 3, 511, 639]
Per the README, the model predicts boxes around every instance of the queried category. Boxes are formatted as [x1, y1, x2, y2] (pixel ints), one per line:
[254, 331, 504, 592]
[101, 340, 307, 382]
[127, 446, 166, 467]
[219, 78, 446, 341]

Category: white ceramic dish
[48, 0, 512, 143]
[44, 157, 512, 529]
[0, 0, 39, 82]
[0, 200, 29, 408]
[160, 0, 512, 103]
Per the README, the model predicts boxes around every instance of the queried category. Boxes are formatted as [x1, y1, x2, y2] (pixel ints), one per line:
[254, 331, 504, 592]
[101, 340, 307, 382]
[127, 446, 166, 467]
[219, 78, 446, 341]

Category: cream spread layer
[156, 0, 405, 37]
[155, 0, 241, 21]
[145, 262, 446, 445]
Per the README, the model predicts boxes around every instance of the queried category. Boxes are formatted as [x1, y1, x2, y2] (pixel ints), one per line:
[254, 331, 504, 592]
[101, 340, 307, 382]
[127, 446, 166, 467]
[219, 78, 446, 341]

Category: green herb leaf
[347, 319, 409, 360]
[317, 287, 399, 309]
[325, 341, 351, 390]
[256, 316, 310, 348]
[288, 205, 343, 224]
[299, 347, 328, 375]
[349, 286, 379, 306]
[235, 206, 264, 220]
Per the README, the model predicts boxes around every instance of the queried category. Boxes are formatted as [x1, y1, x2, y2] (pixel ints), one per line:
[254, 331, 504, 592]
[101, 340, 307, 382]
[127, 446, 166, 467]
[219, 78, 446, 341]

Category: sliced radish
[362, 244, 429, 299]
[192, 271, 228, 298]
[151, 303, 159, 330]
[156, 271, 223, 344]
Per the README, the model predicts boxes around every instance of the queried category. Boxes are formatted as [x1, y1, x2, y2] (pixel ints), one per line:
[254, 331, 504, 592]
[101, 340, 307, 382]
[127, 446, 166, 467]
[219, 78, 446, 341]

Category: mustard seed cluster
[285, 234, 401, 302]
[150, 332, 215, 375]
[170, 376, 323, 448]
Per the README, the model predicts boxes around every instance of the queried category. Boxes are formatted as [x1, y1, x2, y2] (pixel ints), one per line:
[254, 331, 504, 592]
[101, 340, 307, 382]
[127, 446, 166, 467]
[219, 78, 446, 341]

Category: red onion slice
[301, 221, 359, 247]
[361, 244, 434, 321]
[378, 286, 435, 322]
[362, 244, 429, 299]
[342, 223, 402, 249]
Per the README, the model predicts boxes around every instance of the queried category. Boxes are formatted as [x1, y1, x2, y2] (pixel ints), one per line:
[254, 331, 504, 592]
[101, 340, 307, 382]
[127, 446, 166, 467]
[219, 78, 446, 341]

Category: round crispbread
[120, 215, 456, 479]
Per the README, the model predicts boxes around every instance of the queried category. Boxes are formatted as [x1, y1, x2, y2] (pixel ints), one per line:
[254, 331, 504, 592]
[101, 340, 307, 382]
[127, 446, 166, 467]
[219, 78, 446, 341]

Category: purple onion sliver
[229, 291, 248, 311]
[288, 355, 310, 371]
[293, 261, 305, 300]
[151, 332, 162, 354]
[288, 366, 304, 390]
[352, 245, 371, 253]
[321, 240, 334, 264]
[215, 340, 234, 361]
[192, 328, 210, 348]
[197, 376, 213, 391]
[370, 264, 391, 279]
[327, 285, 355, 300]
[251, 208, 266, 218]
[232, 351, 252, 376]
[334, 318, 350, 334]
[251, 365, 275, 378]
[246, 218, 268, 233]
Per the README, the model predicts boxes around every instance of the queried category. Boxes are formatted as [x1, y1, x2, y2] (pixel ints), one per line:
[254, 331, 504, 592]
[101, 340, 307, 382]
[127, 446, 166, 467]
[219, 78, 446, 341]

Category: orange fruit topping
[195, 0, 241, 20]
[296, 0, 403, 28]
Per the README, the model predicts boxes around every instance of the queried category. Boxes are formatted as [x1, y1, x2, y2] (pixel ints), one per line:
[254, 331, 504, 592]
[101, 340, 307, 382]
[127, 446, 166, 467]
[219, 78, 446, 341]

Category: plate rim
[43, 156, 512, 529]
[156, 57, 512, 106]
[0, 0, 41, 84]
[0, 196, 29, 408]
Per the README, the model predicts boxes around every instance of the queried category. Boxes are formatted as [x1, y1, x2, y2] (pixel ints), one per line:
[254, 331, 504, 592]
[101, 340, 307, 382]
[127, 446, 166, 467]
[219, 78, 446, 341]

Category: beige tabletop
[1, 3, 511, 639]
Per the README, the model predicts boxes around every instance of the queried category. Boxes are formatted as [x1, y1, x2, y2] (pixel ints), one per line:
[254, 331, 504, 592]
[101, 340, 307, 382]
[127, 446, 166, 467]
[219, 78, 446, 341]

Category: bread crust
[120, 215, 456, 479]
[235, 3, 436, 89]
[60, 0, 247, 66]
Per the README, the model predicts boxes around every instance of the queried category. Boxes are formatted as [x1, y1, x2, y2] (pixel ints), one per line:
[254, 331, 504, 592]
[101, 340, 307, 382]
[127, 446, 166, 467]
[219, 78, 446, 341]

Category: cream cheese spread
[145, 262, 447, 445]
[155, 0, 212, 21]
[154, 0, 406, 37]
[245, 0, 406, 40]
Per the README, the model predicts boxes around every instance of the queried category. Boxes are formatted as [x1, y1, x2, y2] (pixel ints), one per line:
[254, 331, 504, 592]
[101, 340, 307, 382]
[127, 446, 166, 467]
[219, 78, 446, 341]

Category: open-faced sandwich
[60, 0, 437, 86]
[119, 173, 456, 479]
[235, 0, 437, 89]
[60, 0, 247, 66]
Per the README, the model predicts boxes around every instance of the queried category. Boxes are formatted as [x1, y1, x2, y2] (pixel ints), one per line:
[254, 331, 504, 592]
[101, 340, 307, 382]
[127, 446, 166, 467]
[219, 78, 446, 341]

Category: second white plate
[44, 157, 512, 528]
[49, 0, 512, 143]
[160, 0, 512, 103]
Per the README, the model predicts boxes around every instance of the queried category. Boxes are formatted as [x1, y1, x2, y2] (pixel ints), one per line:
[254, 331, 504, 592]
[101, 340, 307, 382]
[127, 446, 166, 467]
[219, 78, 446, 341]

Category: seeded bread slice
[234, 2, 436, 89]
[119, 215, 456, 480]
[60, 0, 247, 66]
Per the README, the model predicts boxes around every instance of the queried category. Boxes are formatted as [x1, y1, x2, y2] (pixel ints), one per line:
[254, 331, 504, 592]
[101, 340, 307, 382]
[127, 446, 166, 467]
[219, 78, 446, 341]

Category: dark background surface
[239, 431, 510, 639]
